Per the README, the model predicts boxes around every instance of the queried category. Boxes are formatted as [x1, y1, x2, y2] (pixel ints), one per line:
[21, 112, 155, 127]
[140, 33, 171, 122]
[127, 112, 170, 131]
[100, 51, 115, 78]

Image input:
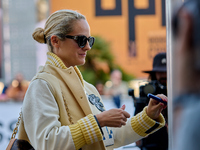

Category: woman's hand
[95, 105, 130, 127]
[146, 94, 168, 120]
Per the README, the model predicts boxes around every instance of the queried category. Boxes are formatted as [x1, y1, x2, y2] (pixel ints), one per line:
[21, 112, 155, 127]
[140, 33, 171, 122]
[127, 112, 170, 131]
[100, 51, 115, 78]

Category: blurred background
[0, 0, 168, 149]
[0, 0, 167, 94]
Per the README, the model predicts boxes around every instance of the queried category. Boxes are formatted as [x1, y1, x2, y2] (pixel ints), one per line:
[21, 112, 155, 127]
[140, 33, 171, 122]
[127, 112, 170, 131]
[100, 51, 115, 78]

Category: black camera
[129, 80, 167, 105]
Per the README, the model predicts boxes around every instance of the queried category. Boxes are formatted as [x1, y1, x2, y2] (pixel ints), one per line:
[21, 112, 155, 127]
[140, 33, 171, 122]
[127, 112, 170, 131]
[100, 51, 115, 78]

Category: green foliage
[79, 36, 135, 85]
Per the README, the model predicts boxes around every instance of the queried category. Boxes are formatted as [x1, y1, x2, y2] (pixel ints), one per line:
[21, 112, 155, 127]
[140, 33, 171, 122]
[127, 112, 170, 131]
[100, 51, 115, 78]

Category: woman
[18, 9, 167, 150]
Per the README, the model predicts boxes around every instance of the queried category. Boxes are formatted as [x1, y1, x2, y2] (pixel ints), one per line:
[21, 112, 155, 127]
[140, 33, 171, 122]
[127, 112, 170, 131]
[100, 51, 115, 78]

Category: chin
[77, 60, 85, 66]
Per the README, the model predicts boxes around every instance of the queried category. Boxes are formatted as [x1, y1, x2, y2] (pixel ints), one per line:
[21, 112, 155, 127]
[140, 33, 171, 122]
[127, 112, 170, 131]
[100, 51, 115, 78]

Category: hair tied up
[44, 32, 47, 44]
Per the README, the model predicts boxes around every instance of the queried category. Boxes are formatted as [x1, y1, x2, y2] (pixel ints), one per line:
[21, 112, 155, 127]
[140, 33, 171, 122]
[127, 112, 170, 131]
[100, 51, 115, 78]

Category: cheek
[64, 45, 77, 56]
[161, 73, 167, 78]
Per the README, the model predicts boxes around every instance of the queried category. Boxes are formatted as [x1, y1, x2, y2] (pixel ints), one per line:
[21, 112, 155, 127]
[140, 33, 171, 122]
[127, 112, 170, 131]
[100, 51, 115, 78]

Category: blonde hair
[32, 9, 86, 52]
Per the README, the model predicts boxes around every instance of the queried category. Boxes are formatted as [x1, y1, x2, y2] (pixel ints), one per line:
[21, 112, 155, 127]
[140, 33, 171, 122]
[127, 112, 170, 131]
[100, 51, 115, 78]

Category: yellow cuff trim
[69, 114, 103, 149]
[131, 106, 165, 137]
[69, 123, 85, 150]
[78, 114, 103, 144]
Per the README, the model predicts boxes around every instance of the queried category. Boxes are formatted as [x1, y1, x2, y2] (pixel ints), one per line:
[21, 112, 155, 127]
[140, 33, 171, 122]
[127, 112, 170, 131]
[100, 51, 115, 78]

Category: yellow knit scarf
[46, 52, 84, 86]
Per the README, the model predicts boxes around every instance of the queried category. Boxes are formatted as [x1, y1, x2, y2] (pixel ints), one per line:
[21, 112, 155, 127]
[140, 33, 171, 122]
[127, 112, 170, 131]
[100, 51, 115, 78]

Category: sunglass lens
[77, 36, 87, 48]
[77, 36, 95, 48]
[89, 37, 95, 48]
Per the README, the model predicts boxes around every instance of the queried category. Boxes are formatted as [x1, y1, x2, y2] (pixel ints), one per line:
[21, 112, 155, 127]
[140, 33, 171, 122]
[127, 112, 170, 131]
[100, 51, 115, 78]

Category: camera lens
[143, 84, 156, 95]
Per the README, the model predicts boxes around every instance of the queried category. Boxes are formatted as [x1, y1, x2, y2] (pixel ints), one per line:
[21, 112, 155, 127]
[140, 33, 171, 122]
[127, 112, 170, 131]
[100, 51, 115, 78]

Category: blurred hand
[146, 94, 168, 120]
[135, 140, 142, 148]
[95, 105, 130, 127]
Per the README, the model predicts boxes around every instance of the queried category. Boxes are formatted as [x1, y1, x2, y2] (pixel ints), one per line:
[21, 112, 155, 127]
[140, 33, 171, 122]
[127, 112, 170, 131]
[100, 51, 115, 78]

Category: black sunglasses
[65, 35, 95, 48]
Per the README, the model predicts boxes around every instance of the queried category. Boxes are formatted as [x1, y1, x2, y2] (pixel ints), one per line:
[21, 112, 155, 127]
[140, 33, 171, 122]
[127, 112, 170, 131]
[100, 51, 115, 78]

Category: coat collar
[40, 52, 92, 115]
[46, 52, 84, 86]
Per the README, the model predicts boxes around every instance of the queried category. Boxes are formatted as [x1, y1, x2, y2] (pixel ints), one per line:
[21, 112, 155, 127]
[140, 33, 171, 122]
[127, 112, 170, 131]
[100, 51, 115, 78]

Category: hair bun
[32, 27, 46, 44]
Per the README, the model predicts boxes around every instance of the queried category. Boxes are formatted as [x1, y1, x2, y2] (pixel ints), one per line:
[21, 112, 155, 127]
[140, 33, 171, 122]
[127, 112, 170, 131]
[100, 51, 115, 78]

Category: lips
[79, 52, 87, 56]
[79, 53, 86, 56]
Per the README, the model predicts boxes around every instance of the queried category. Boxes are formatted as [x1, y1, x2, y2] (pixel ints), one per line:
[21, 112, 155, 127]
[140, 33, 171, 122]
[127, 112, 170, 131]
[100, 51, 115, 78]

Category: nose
[83, 41, 91, 51]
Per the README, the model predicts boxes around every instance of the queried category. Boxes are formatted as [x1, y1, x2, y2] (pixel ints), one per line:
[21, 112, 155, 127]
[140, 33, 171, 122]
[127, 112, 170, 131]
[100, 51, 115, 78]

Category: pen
[147, 93, 167, 105]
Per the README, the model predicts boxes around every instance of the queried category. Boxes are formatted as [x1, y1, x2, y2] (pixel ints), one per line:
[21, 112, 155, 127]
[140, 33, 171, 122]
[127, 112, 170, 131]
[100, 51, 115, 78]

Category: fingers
[122, 116, 127, 122]
[116, 115, 128, 127]
[123, 110, 130, 118]
[120, 121, 126, 126]
[150, 99, 165, 114]
[120, 104, 126, 110]
[118, 106, 130, 127]
[120, 105, 130, 118]
[150, 94, 168, 107]
[98, 107, 130, 127]
[146, 94, 168, 120]
[157, 94, 168, 109]
[157, 94, 168, 104]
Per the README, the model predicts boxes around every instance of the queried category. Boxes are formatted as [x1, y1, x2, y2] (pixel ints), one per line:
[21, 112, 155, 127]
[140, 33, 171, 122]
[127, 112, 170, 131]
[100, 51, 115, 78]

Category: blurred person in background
[134, 52, 168, 150]
[95, 81, 105, 95]
[5, 73, 29, 101]
[172, 0, 200, 149]
[17, 9, 168, 150]
[104, 69, 128, 108]
[0, 81, 8, 101]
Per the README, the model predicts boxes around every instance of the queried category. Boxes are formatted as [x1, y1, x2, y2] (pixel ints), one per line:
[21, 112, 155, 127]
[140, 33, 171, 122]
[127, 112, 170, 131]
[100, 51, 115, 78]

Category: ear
[51, 35, 60, 48]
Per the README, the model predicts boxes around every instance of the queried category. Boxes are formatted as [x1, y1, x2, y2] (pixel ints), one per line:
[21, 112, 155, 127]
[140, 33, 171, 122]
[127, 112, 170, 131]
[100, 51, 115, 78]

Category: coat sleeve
[84, 80, 165, 149]
[22, 79, 103, 150]
[107, 107, 165, 149]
